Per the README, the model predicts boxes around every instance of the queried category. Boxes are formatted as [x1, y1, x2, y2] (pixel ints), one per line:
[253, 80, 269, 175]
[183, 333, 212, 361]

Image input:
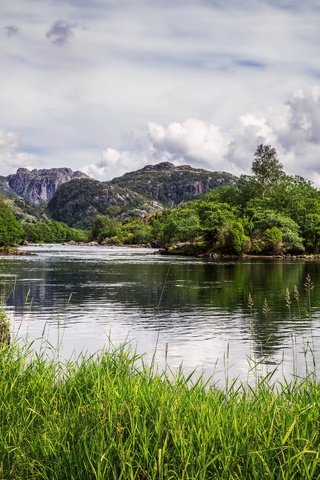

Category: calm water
[1, 245, 320, 384]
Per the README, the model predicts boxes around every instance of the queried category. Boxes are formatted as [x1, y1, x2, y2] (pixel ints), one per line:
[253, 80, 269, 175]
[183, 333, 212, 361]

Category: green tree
[263, 227, 283, 254]
[252, 144, 285, 198]
[0, 197, 24, 246]
[217, 221, 250, 254]
[162, 208, 201, 243]
[24, 221, 87, 243]
[197, 202, 236, 247]
[304, 213, 320, 252]
[90, 215, 119, 243]
[249, 208, 304, 253]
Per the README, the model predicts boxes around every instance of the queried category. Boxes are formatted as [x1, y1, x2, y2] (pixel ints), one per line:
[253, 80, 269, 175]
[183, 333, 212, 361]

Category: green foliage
[217, 221, 250, 254]
[1, 344, 320, 479]
[202, 185, 242, 208]
[0, 196, 24, 246]
[90, 215, 154, 245]
[249, 209, 304, 254]
[304, 213, 320, 252]
[0, 309, 10, 346]
[251, 144, 285, 198]
[161, 207, 201, 243]
[125, 224, 153, 245]
[263, 227, 283, 254]
[196, 202, 237, 247]
[84, 145, 320, 254]
[24, 221, 87, 244]
[90, 215, 119, 243]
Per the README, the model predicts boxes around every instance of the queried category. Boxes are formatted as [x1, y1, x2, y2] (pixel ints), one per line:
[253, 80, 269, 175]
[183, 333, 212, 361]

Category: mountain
[110, 162, 237, 205]
[0, 176, 18, 199]
[47, 178, 162, 229]
[48, 162, 238, 228]
[3, 162, 238, 229]
[7, 168, 88, 205]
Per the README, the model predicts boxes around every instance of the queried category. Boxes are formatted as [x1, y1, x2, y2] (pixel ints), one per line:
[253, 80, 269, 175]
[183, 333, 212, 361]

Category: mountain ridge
[1, 162, 238, 229]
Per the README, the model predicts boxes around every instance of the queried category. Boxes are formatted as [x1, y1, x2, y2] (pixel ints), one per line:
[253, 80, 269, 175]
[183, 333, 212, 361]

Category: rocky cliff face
[7, 168, 88, 204]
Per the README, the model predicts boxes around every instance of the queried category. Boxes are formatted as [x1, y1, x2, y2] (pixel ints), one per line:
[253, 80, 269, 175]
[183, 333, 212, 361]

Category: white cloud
[148, 119, 232, 170]
[234, 86, 320, 180]
[0, 131, 19, 150]
[0, 130, 38, 176]
[239, 114, 277, 145]
[82, 148, 152, 181]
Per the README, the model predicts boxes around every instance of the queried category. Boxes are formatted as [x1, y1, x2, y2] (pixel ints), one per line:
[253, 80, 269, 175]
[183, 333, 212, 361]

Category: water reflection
[1, 245, 320, 383]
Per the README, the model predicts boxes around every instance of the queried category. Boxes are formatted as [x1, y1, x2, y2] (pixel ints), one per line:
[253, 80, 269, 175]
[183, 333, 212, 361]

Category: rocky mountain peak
[140, 162, 175, 172]
[7, 167, 89, 204]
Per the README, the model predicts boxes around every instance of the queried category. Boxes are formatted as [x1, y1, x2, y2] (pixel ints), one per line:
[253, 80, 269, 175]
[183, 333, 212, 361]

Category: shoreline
[2, 242, 320, 261]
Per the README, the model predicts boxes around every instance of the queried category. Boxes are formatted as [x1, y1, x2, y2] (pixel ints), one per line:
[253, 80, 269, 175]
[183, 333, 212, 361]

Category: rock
[7, 168, 88, 205]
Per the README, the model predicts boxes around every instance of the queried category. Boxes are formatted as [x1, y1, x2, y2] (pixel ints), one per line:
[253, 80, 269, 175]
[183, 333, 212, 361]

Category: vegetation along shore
[2, 145, 320, 257]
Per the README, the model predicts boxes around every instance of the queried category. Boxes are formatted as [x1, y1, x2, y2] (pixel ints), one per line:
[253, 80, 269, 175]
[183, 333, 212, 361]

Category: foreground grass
[0, 344, 320, 480]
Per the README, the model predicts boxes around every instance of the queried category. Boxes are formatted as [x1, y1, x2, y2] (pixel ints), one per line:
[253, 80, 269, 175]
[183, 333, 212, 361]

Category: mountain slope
[110, 162, 237, 206]
[47, 178, 162, 229]
[0, 176, 18, 199]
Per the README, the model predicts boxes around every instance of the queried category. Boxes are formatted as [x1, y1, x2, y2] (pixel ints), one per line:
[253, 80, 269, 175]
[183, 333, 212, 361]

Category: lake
[1, 245, 320, 385]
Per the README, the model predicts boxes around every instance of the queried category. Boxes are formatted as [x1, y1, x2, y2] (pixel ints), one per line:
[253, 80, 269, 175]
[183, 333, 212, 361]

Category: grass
[0, 338, 320, 480]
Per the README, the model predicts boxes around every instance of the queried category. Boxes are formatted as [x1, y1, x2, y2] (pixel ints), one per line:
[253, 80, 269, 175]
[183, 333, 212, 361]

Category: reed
[1, 340, 320, 479]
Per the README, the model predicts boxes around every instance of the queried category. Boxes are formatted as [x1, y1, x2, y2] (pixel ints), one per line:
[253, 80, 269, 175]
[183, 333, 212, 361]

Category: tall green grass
[1, 340, 320, 479]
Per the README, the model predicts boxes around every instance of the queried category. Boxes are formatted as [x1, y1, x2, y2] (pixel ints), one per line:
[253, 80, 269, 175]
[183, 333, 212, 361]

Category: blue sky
[0, 0, 320, 182]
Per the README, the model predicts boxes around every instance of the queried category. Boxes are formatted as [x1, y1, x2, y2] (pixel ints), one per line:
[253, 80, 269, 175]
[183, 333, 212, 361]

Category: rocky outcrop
[0, 176, 18, 199]
[111, 162, 237, 205]
[7, 168, 88, 204]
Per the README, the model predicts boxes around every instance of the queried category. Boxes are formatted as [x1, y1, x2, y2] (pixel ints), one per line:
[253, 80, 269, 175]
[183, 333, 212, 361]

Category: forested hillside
[47, 178, 162, 229]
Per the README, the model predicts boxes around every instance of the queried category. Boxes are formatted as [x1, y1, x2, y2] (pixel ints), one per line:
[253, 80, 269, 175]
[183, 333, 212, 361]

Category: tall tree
[0, 196, 24, 246]
[252, 144, 285, 198]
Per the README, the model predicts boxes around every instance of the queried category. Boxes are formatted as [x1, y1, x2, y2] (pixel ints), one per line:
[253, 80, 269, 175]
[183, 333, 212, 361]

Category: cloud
[234, 86, 320, 180]
[0, 130, 38, 176]
[4, 25, 19, 38]
[46, 20, 78, 45]
[0, 131, 19, 150]
[81, 86, 320, 183]
[148, 119, 232, 170]
[82, 148, 152, 181]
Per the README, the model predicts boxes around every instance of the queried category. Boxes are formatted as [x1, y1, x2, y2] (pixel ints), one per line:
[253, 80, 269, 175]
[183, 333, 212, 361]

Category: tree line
[0, 196, 86, 247]
[90, 145, 320, 255]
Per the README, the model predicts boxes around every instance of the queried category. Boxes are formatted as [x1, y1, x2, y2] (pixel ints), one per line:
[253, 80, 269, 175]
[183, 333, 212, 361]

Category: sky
[0, 0, 320, 183]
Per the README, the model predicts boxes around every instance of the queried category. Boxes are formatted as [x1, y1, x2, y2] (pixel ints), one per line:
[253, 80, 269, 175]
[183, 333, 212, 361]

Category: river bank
[158, 241, 320, 260]
[0, 246, 34, 256]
